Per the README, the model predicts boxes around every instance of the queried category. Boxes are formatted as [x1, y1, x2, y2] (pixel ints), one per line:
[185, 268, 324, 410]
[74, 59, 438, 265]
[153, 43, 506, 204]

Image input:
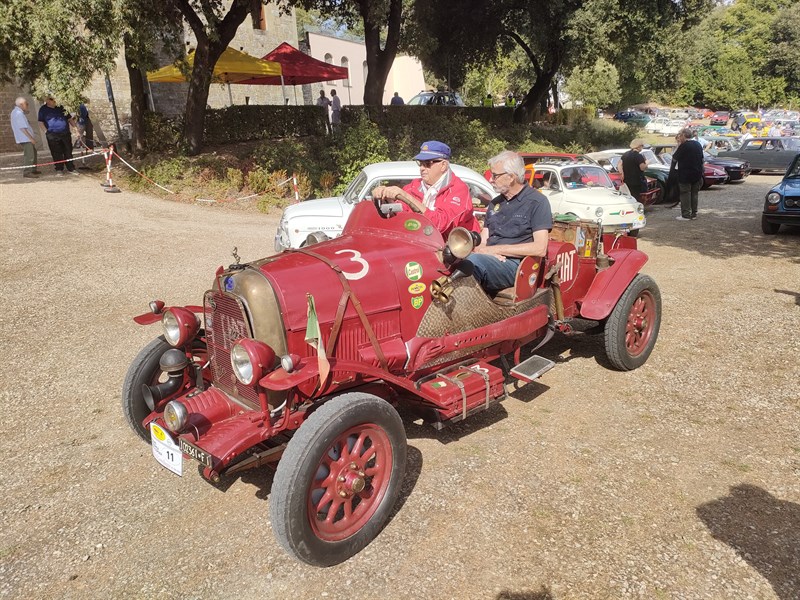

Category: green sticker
[430, 381, 447, 389]
[405, 262, 423, 281]
[404, 219, 421, 231]
[411, 296, 424, 309]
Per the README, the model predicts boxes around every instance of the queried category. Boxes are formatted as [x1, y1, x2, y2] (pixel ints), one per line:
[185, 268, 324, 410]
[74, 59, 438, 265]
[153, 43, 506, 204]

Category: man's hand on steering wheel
[378, 186, 424, 214]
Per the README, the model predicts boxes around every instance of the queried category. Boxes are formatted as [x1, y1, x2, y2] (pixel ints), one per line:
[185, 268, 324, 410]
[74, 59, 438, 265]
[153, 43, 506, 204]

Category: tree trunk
[514, 64, 560, 123]
[360, 0, 402, 106]
[124, 37, 147, 155]
[183, 39, 216, 155]
[551, 81, 559, 110]
[174, 0, 251, 154]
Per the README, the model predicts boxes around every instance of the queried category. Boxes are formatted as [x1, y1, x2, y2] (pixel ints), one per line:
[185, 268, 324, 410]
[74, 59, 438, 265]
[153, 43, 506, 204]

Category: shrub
[246, 166, 273, 194]
[331, 113, 390, 194]
[143, 112, 182, 151]
[204, 106, 327, 143]
[225, 168, 244, 190]
[318, 171, 337, 195]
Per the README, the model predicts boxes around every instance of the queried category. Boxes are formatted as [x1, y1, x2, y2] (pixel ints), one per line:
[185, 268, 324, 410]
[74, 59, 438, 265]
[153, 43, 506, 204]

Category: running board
[510, 355, 555, 383]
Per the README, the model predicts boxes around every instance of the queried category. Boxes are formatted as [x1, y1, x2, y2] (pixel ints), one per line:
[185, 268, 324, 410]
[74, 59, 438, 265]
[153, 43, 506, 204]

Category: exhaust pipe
[142, 349, 189, 411]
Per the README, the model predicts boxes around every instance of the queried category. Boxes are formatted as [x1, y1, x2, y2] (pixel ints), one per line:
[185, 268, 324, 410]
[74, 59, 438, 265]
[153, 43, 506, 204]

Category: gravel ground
[1, 161, 798, 600]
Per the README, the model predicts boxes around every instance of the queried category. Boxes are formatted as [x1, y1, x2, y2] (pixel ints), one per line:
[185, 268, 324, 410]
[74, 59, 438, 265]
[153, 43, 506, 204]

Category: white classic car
[644, 117, 670, 134]
[274, 161, 496, 251]
[531, 162, 646, 236]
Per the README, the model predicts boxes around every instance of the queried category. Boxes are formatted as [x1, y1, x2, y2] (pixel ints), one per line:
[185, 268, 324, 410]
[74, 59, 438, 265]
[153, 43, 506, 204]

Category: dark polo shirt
[485, 184, 553, 247]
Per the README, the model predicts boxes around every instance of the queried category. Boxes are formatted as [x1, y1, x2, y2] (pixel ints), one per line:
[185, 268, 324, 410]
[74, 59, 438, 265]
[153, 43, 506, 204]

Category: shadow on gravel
[401, 404, 510, 444]
[696, 484, 800, 600]
[775, 288, 800, 307]
[641, 200, 800, 264]
[496, 586, 553, 600]
[389, 445, 423, 521]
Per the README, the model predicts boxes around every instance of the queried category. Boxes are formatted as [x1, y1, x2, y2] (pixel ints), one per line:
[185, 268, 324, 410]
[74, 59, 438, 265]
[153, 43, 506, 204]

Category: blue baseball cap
[414, 140, 451, 161]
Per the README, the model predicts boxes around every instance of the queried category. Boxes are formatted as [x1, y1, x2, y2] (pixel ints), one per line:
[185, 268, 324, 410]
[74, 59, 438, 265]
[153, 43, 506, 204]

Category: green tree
[277, 0, 404, 106]
[405, 0, 710, 122]
[0, 0, 121, 109]
[769, 2, 800, 101]
[563, 58, 621, 108]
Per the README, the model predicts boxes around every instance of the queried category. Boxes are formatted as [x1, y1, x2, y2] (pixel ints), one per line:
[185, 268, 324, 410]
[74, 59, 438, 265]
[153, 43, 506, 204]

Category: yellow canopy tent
[147, 47, 284, 105]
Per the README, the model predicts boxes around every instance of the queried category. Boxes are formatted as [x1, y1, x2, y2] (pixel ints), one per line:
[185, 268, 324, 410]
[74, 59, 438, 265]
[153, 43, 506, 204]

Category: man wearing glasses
[371, 140, 480, 236]
[465, 150, 552, 293]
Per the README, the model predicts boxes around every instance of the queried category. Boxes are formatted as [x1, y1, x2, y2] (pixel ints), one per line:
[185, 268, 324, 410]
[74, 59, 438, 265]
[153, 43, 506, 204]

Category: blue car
[762, 153, 800, 234]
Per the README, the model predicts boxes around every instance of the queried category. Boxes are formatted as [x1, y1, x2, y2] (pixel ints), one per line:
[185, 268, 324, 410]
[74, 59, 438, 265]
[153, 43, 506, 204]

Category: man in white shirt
[9, 97, 40, 178]
[330, 89, 342, 133]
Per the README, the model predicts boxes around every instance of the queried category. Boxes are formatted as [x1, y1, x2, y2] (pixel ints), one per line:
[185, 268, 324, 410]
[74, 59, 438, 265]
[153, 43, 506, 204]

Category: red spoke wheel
[270, 393, 407, 567]
[604, 274, 662, 371]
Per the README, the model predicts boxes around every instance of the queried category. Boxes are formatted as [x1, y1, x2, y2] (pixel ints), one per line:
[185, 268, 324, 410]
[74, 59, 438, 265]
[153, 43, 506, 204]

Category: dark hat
[413, 140, 451, 161]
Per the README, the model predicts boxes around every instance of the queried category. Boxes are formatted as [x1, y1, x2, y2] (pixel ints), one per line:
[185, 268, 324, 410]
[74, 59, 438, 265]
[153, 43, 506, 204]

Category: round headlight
[162, 311, 181, 346]
[230, 339, 277, 385]
[231, 343, 255, 384]
[161, 308, 200, 347]
[595, 206, 604, 218]
[163, 400, 188, 432]
[636, 203, 645, 214]
[766, 192, 781, 204]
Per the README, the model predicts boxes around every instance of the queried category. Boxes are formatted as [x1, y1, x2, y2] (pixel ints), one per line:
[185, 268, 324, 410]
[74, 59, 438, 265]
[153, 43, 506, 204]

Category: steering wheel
[393, 194, 424, 214]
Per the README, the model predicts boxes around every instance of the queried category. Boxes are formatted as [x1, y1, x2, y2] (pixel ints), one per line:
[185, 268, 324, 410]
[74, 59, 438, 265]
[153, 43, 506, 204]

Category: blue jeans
[464, 254, 520, 292]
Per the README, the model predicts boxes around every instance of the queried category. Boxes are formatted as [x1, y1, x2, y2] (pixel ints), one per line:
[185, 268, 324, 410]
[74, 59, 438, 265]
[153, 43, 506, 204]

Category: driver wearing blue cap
[372, 140, 480, 236]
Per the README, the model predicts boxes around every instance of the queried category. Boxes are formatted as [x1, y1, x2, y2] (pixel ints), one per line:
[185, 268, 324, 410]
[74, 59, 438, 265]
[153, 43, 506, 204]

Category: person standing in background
[37, 95, 77, 175]
[316, 90, 332, 134]
[672, 128, 704, 221]
[390, 92, 404, 106]
[330, 89, 342, 133]
[10, 97, 40, 178]
[77, 101, 94, 149]
[620, 138, 647, 202]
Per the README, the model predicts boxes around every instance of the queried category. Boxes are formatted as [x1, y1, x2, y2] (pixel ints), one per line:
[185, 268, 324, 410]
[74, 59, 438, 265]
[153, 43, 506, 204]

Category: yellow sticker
[151, 424, 166, 442]
[408, 282, 426, 294]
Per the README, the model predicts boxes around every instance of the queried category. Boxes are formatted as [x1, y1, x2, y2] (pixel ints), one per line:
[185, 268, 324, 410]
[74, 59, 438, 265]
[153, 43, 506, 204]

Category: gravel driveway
[1, 166, 798, 600]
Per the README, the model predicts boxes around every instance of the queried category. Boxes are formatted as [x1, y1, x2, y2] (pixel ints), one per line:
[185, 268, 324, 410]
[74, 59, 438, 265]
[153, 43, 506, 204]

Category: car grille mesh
[204, 291, 259, 407]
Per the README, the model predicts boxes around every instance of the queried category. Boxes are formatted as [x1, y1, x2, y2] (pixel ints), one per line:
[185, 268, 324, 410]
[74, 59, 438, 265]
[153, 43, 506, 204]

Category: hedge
[203, 105, 329, 143]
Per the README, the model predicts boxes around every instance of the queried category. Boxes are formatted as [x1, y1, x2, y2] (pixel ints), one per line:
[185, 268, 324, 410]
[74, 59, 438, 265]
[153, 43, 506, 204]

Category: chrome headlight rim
[162, 310, 182, 346]
[595, 206, 604, 218]
[163, 400, 188, 433]
[766, 192, 781, 205]
[231, 339, 277, 385]
[636, 203, 645, 214]
[231, 342, 255, 385]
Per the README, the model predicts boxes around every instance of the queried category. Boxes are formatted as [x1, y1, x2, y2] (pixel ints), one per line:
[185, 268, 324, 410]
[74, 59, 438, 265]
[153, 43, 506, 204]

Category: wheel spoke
[314, 489, 333, 514]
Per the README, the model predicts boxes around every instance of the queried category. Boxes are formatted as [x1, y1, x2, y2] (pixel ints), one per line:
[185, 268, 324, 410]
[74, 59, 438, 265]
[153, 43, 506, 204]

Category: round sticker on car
[408, 282, 426, 294]
[405, 262, 423, 281]
[404, 219, 421, 231]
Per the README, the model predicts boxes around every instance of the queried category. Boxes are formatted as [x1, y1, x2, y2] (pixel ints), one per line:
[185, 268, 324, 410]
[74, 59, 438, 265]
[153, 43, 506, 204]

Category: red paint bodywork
[135, 202, 650, 478]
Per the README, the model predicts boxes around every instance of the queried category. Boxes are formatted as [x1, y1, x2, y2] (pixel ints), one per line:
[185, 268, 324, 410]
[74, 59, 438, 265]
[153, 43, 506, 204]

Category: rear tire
[270, 393, 407, 567]
[604, 274, 661, 371]
[761, 216, 780, 235]
[628, 229, 640, 238]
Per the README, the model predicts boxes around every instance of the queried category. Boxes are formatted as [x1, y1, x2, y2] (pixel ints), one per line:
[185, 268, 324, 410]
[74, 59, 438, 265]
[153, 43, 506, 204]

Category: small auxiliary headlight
[636, 203, 645, 214]
[595, 206, 604, 218]
[280, 353, 301, 373]
[766, 192, 781, 204]
[163, 401, 188, 432]
[230, 339, 277, 385]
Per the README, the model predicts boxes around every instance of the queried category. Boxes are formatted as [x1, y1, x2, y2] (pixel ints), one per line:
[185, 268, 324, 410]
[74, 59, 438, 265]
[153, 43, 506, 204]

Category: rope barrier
[111, 150, 175, 194]
[0, 150, 105, 171]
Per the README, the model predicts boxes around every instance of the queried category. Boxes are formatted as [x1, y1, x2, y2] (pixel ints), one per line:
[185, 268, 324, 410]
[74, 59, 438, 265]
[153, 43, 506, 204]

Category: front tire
[270, 393, 407, 567]
[604, 274, 661, 371]
[761, 216, 780, 235]
[121, 336, 172, 442]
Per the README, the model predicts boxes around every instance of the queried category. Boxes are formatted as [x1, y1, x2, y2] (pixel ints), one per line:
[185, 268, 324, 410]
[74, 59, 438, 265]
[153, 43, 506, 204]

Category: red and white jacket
[401, 171, 480, 236]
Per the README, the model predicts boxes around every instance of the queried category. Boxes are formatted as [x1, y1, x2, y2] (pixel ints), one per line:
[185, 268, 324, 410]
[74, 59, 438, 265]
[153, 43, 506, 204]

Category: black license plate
[179, 438, 213, 467]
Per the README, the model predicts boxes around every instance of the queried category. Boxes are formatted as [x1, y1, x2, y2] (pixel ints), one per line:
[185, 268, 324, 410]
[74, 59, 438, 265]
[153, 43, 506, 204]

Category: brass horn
[446, 227, 475, 261]
[430, 261, 475, 303]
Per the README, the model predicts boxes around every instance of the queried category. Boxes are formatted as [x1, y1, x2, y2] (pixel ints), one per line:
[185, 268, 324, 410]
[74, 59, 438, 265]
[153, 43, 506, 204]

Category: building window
[251, 5, 267, 30]
[325, 54, 335, 85]
[341, 57, 350, 87]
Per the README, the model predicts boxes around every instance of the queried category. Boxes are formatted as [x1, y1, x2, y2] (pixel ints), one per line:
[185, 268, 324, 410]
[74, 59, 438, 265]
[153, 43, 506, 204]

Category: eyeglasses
[416, 159, 444, 168]
[489, 171, 507, 180]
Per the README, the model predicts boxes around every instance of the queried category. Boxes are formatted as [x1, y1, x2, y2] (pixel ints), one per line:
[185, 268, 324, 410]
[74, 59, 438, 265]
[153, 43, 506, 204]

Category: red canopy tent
[238, 43, 349, 97]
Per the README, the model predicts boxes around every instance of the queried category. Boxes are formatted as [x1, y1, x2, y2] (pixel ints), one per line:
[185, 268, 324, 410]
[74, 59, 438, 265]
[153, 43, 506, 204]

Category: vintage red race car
[123, 198, 662, 567]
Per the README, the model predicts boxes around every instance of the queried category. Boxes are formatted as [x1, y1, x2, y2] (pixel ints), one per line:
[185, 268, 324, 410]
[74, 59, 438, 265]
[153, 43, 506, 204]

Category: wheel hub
[336, 462, 367, 497]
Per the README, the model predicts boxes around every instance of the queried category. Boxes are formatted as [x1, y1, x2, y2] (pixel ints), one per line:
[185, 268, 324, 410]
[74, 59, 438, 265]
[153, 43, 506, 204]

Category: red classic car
[123, 199, 661, 567]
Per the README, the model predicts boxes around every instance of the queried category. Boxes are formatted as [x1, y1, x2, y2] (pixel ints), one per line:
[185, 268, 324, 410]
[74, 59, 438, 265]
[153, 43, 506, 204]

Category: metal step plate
[510, 355, 555, 383]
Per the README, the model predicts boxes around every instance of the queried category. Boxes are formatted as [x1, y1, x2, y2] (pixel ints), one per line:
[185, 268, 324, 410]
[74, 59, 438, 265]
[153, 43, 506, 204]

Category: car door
[764, 139, 786, 170]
